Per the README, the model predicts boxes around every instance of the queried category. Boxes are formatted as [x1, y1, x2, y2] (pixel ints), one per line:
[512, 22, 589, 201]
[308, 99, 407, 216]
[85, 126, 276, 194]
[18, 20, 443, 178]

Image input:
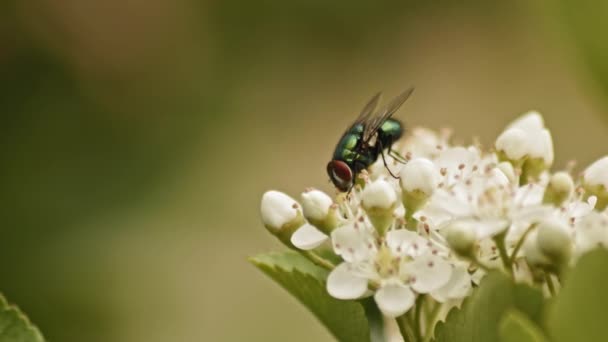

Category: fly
[326, 88, 414, 192]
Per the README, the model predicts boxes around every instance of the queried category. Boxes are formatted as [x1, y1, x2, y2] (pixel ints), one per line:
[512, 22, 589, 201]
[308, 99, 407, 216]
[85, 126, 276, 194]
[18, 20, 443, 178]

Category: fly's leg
[377, 139, 400, 179]
[385, 137, 408, 164]
[381, 150, 400, 179]
[388, 148, 408, 164]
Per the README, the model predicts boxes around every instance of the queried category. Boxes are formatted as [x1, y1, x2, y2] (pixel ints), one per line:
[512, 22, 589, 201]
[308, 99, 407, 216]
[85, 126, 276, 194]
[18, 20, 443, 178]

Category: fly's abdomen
[379, 118, 403, 141]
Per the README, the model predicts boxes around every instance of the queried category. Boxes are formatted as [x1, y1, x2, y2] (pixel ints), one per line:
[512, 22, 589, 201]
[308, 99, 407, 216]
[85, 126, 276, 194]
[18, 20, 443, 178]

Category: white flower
[508, 111, 554, 165]
[495, 111, 553, 166]
[523, 230, 550, 266]
[435, 146, 483, 187]
[536, 218, 573, 265]
[331, 223, 377, 263]
[326, 262, 370, 300]
[496, 128, 528, 161]
[558, 196, 596, 227]
[583, 156, 608, 210]
[260, 190, 302, 232]
[259, 109, 608, 327]
[418, 164, 552, 242]
[400, 158, 439, 196]
[362, 179, 399, 234]
[301, 188, 333, 223]
[327, 226, 452, 317]
[583, 156, 608, 189]
[497, 161, 517, 183]
[444, 222, 476, 257]
[431, 263, 472, 302]
[362, 179, 398, 210]
[401, 127, 448, 159]
[574, 211, 608, 257]
[543, 172, 574, 206]
[290, 223, 328, 250]
[373, 283, 415, 318]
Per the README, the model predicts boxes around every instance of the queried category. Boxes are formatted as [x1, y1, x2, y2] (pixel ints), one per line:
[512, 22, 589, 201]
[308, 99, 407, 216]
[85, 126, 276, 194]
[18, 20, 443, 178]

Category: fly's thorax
[333, 132, 376, 168]
[333, 132, 360, 162]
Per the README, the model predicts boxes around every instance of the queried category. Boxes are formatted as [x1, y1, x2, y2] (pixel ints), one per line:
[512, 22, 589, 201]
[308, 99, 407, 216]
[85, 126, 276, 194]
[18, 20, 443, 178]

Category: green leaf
[360, 298, 385, 342]
[434, 272, 544, 342]
[499, 309, 548, 342]
[547, 248, 608, 342]
[0, 293, 44, 342]
[250, 251, 371, 342]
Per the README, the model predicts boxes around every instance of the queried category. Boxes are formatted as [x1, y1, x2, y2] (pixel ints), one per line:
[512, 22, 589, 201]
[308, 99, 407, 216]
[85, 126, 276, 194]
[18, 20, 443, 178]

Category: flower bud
[523, 231, 550, 267]
[301, 188, 339, 234]
[543, 172, 574, 206]
[583, 156, 608, 210]
[362, 179, 398, 235]
[511, 111, 544, 131]
[400, 158, 439, 216]
[260, 190, 305, 247]
[536, 218, 572, 268]
[495, 128, 528, 163]
[445, 222, 476, 258]
[400, 158, 439, 195]
[301, 189, 332, 222]
[495, 111, 553, 179]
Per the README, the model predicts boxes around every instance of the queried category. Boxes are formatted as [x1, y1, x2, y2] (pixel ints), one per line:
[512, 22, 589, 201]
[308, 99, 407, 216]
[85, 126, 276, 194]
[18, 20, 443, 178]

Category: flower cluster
[260, 111, 608, 321]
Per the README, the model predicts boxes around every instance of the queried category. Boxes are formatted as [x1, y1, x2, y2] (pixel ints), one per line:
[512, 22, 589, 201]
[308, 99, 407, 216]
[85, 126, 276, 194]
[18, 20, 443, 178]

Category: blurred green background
[1, 0, 607, 341]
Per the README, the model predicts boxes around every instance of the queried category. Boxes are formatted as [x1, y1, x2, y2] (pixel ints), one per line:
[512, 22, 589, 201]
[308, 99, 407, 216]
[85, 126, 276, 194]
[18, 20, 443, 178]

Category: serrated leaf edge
[0, 293, 45, 342]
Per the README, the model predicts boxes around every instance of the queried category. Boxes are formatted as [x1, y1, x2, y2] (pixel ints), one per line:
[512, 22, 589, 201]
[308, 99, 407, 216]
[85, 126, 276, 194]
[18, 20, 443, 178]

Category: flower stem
[405, 213, 418, 232]
[493, 232, 512, 276]
[396, 314, 416, 342]
[412, 295, 424, 342]
[423, 300, 441, 342]
[545, 272, 557, 297]
[301, 251, 335, 270]
[509, 223, 537, 265]
[471, 256, 492, 273]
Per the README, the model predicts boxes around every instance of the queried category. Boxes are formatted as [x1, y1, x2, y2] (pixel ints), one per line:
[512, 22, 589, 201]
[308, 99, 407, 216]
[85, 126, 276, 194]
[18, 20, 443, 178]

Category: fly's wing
[349, 91, 382, 131]
[362, 87, 414, 143]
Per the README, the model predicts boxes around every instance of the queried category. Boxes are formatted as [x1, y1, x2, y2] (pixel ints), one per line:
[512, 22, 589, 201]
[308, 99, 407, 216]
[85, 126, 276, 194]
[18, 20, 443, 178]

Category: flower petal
[567, 198, 595, 219]
[374, 283, 415, 317]
[331, 224, 376, 262]
[403, 254, 452, 293]
[290, 223, 328, 250]
[508, 111, 544, 132]
[575, 211, 608, 257]
[386, 229, 429, 257]
[584, 156, 608, 188]
[436, 146, 480, 179]
[430, 264, 471, 302]
[454, 218, 508, 239]
[326, 263, 369, 300]
[496, 128, 528, 160]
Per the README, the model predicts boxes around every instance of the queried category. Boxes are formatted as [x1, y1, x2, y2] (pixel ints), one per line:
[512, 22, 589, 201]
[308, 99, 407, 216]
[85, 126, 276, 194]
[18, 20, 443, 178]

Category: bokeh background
[2, 0, 607, 341]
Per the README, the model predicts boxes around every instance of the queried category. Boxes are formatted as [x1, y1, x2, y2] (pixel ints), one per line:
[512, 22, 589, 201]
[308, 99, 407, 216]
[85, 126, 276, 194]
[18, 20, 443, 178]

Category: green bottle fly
[327, 88, 413, 192]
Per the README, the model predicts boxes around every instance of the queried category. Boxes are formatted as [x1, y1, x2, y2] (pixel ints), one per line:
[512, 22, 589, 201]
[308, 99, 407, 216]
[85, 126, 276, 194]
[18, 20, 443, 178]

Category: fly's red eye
[327, 160, 353, 191]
